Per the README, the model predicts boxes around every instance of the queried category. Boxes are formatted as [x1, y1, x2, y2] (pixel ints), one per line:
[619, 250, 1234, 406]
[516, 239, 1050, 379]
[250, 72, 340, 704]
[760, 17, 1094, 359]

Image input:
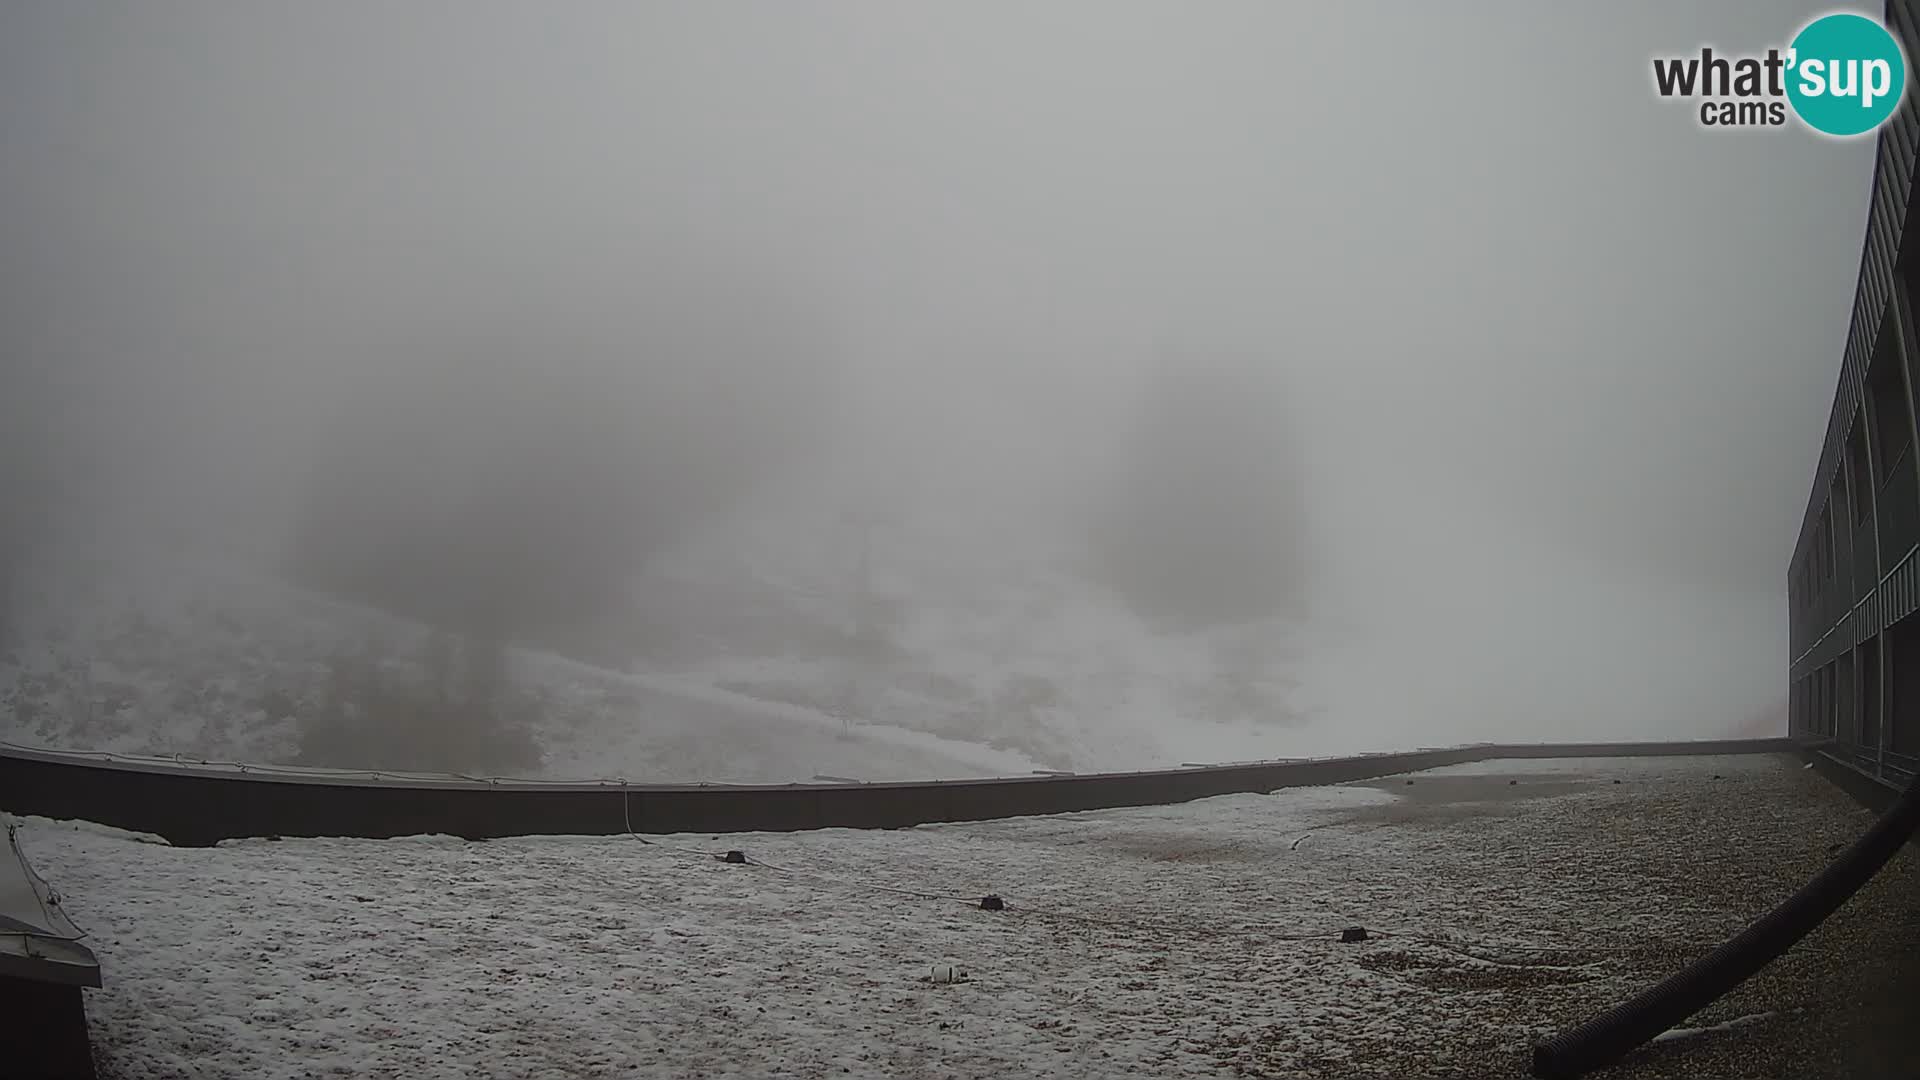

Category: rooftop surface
[14, 752, 1911, 1079]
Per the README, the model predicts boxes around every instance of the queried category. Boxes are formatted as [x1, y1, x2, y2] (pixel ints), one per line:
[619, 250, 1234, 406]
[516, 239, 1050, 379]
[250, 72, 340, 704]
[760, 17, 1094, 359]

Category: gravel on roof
[12, 752, 1906, 1079]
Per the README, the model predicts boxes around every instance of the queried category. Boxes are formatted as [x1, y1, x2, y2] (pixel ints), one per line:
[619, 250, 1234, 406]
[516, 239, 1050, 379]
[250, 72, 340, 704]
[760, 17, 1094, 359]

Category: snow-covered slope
[625, 490, 1343, 772]
[0, 497, 1356, 782]
[0, 559, 1044, 783]
[9, 418, 1788, 784]
[1, 464, 1780, 783]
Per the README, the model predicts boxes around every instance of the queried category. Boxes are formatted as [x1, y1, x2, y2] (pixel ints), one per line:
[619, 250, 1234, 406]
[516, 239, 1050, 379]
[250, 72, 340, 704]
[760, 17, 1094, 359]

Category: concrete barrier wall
[0, 738, 1803, 847]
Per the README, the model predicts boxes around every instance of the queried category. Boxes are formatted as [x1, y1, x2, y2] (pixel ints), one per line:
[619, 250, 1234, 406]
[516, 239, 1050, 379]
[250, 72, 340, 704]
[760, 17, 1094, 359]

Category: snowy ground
[14, 752, 1872, 1079]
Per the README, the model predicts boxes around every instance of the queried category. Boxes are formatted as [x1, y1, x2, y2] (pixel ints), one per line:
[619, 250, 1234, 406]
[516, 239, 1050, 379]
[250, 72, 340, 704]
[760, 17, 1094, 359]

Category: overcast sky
[1, 2, 1880, 737]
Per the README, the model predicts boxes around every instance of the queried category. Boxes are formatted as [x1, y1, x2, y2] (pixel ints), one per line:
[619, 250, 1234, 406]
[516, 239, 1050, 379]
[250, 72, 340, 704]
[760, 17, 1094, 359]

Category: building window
[1893, 618, 1920, 756]
[1835, 472, 1850, 584]
[1818, 504, 1834, 583]
[1839, 654, 1858, 745]
[1848, 424, 1873, 526]
[1812, 523, 1822, 585]
[1869, 342, 1913, 484]
[1824, 663, 1838, 737]
[1860, 640, 1882, 753]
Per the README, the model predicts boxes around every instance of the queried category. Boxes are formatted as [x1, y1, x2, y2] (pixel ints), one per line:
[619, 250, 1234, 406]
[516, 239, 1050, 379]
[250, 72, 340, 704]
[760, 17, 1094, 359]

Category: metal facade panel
[1790, 76, 1920, 677]
[1789, 9, 1920, 772]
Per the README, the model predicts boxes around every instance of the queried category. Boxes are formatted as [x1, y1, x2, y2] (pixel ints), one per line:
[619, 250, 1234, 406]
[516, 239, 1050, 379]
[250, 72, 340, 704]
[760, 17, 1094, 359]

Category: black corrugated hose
[1530, 762, 1920, 1079]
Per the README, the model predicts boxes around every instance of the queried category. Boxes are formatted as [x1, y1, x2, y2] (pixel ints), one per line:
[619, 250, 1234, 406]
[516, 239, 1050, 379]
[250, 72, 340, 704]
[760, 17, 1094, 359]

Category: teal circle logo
[1786, 13, 1907, 137]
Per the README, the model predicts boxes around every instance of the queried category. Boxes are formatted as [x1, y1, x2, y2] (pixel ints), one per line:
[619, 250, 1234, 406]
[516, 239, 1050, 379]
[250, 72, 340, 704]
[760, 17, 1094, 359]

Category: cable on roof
[1530, 768, 1920, 1079]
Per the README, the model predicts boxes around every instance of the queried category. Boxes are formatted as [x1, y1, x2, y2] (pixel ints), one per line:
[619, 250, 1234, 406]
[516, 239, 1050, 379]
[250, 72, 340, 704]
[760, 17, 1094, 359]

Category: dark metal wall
[0, 739, 1799, 848]
[1787, 0, 1920, 792]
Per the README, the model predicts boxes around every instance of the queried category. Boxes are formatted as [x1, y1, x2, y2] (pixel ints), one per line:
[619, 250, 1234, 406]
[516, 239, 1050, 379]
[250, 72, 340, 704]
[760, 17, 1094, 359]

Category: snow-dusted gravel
[14, 753, 1877, 1079]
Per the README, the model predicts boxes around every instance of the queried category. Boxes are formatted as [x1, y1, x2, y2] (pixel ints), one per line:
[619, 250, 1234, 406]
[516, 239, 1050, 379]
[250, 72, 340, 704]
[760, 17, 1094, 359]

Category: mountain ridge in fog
[2, 1, 1861, 769]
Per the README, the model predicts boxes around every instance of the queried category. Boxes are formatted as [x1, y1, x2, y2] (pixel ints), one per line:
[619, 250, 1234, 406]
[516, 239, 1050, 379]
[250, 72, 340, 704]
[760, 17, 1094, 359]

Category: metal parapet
[0, 737, 1800, 847]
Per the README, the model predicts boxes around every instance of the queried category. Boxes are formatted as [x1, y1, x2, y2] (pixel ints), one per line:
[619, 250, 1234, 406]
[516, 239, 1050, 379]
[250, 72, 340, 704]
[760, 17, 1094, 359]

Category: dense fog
[0, 2, 1876, 774]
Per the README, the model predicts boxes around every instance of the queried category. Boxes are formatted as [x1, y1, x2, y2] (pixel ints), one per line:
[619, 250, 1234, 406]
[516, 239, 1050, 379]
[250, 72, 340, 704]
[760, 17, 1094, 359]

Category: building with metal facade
[1786, 0, 1920, 794]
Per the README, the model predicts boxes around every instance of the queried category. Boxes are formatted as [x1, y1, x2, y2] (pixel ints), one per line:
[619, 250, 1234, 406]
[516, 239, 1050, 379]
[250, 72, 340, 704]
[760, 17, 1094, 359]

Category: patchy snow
[0, 560, 1045, 784]
[1, 518, 1383, 785]
[7, 815, 173, 848]
[0, 547, 1432, 785]
[3, 535, 1773, 790]
[1650, 1010, 1777, 1045]
[524, 651, 1043, 783]
[1410, 755, 1756, 779]
[14, 753, 1869, 1078]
